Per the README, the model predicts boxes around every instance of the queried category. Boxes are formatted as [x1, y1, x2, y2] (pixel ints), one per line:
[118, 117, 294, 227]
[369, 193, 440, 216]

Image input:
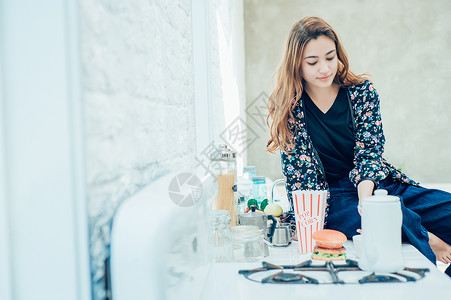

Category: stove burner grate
[238, 260, 429, 285]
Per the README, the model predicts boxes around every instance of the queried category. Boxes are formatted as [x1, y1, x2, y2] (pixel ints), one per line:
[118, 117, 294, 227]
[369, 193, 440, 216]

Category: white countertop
[200, 241, 450, 300]
[110, 174, 451, 300]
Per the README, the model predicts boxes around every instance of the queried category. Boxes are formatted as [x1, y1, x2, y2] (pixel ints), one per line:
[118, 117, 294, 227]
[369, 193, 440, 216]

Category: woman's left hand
[356, 180, 374, 235]
[357, 179, 374, 216]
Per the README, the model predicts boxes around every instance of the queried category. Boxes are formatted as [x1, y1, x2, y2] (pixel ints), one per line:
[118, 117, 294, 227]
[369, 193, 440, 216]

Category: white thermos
[358, 189, 404, 273]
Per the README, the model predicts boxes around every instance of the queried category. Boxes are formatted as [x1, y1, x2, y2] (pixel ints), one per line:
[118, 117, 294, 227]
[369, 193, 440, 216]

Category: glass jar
[231, 225, 264, 262]
[208, 210, 232, 263]
[251, 176, 267, 206]
[209, 144, 237, 226]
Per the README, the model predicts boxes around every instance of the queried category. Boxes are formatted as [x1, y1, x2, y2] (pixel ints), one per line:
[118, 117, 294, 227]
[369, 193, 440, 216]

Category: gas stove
[239, 260, 430, 285]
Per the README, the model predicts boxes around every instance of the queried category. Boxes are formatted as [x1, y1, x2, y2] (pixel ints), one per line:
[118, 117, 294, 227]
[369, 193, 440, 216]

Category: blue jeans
[325, 176, 451, 265]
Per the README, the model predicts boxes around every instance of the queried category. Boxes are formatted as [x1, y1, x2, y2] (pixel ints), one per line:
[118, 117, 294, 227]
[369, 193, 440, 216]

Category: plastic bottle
[251, 176, 267, 206]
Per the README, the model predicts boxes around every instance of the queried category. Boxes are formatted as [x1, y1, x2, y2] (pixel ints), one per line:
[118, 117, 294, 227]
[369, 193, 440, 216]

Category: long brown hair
[267, 16, 368, 153]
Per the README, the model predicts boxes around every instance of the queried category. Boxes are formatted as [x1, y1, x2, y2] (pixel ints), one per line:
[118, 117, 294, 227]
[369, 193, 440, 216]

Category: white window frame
[192, 0, 214, 157]
[0, 47, 12, 300]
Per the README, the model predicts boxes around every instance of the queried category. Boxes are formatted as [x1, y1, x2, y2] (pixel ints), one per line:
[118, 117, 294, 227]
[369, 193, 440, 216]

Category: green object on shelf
[247, 199, 258, 210]
[260, 199, 269, 211]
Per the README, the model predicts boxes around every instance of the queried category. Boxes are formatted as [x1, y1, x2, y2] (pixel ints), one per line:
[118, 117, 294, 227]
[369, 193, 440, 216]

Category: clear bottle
[242, 166, 257, 180]
[237, 167, 254, 207]
[237, 195, 246, 216]
[208, 210, 232, 262]
[251, 176, 267, 206]
[209, 144, 237, 226]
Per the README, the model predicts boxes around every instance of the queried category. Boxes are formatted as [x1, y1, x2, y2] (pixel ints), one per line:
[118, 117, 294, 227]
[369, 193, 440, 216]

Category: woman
[266, 16, 451, 272]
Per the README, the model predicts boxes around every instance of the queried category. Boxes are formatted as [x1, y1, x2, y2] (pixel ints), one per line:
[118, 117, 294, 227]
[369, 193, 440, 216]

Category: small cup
[352, 234, 362, 258]
[272, 224, 292, 247]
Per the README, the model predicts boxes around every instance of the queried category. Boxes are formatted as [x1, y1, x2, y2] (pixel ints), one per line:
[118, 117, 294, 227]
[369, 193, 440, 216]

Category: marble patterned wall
[244, 0, 451, 183]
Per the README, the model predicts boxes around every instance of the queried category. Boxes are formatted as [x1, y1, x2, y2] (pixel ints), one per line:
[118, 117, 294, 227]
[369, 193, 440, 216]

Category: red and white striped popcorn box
[292, 190, 328, 253]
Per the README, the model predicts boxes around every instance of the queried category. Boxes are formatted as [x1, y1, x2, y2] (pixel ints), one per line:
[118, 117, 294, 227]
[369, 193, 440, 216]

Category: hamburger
[311, 229, 347, 261]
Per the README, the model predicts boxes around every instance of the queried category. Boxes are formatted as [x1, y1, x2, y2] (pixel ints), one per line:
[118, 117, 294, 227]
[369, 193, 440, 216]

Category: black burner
[262, 271, 319, 284]
[273, 272, 301, 282]
[359, 274, 401, 283]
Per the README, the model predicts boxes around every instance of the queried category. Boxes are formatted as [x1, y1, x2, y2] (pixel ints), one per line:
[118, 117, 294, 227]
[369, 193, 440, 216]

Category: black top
[303, 88, 355, 184]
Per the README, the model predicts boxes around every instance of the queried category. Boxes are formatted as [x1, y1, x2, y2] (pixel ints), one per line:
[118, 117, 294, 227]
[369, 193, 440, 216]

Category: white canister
[358, 189, 404, 273]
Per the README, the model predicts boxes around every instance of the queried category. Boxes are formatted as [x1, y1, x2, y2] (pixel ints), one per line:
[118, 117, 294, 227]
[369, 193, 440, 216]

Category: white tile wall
[79, 0, 245, 299]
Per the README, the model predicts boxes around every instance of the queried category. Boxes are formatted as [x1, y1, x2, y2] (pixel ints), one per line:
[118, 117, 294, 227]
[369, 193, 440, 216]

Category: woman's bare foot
[428, 232, 451, 264]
